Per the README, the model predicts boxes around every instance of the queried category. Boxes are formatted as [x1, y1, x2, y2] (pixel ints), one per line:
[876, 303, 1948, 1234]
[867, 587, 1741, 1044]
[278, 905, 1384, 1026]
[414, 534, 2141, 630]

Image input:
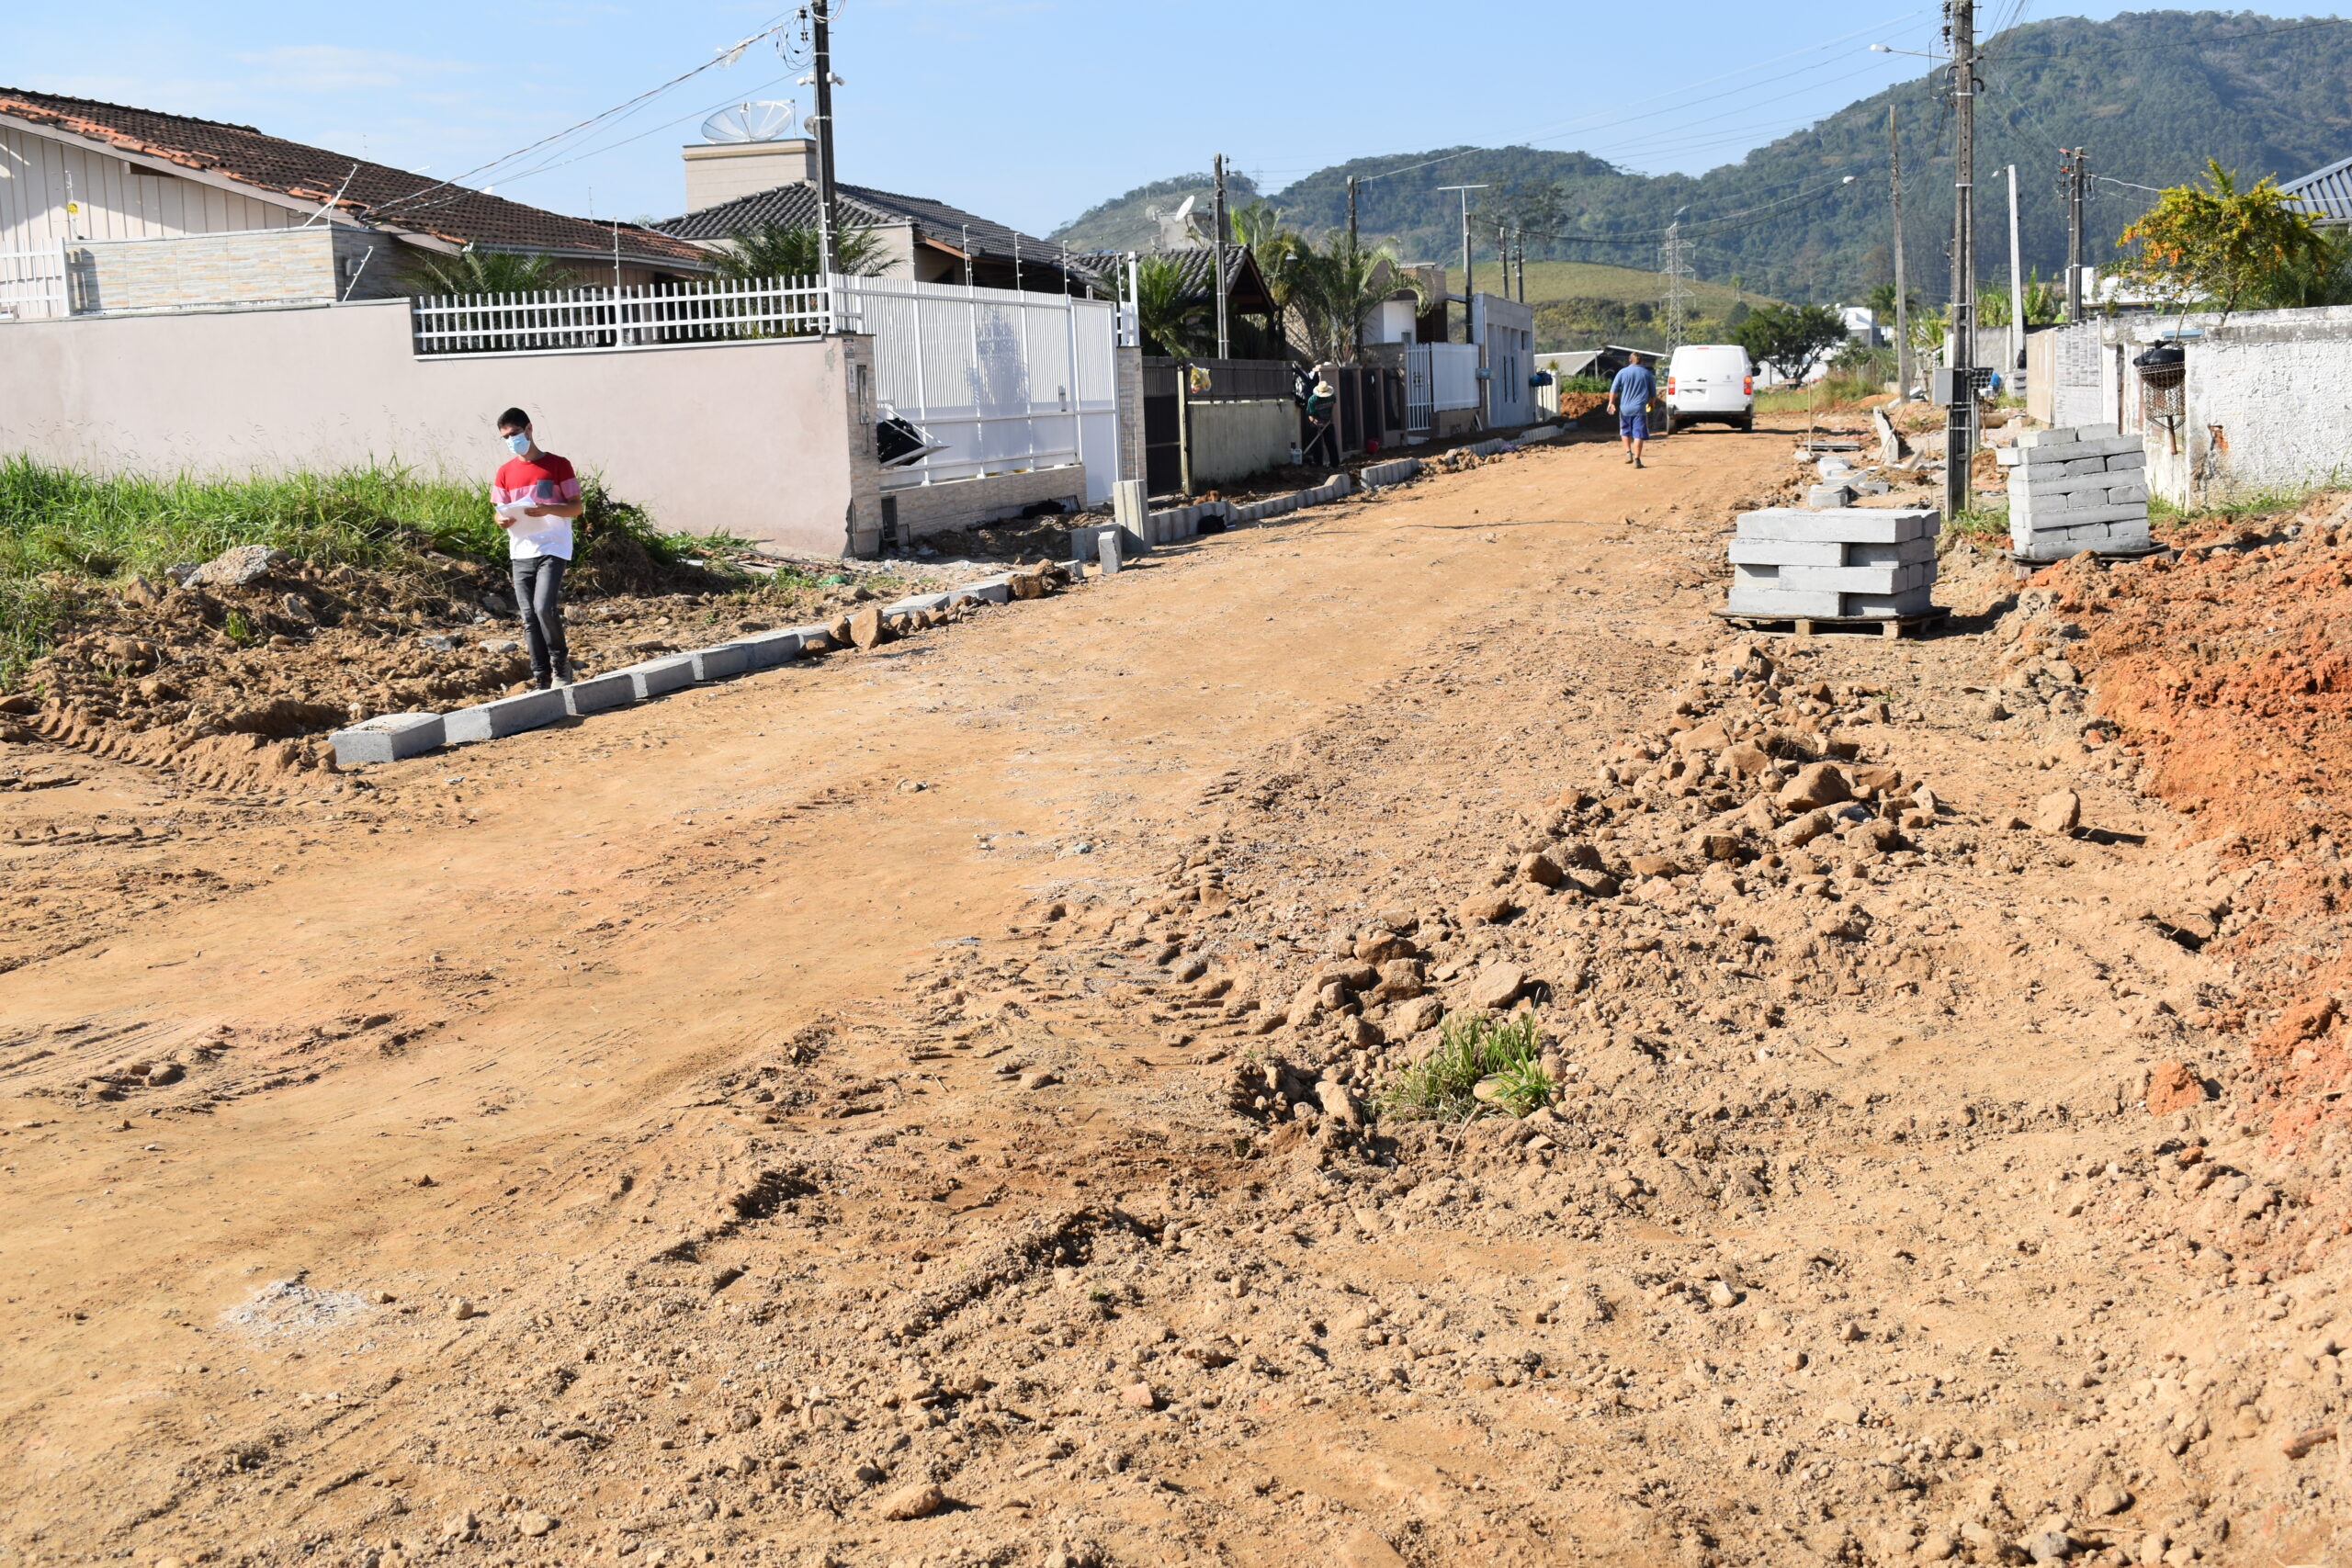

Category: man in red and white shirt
[492, 406, 585, 688]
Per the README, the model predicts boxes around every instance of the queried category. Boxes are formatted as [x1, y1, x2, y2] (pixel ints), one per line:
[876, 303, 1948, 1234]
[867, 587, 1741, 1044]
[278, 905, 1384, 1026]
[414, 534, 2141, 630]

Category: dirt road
[2, 426, 2342, 1568]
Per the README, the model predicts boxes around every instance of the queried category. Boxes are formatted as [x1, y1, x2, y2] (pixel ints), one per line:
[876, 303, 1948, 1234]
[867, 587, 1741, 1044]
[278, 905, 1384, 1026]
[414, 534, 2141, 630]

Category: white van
[1664, 344, 1755, 432]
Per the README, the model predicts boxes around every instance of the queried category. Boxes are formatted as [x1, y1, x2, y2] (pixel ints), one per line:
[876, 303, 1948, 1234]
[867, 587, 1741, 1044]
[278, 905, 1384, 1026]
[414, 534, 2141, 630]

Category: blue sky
[10, 2, 2226, 233]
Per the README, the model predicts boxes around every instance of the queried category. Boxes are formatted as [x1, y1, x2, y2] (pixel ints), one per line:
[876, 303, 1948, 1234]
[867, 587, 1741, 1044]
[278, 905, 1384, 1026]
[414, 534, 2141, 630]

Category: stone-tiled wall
[71, 227, 339, 312]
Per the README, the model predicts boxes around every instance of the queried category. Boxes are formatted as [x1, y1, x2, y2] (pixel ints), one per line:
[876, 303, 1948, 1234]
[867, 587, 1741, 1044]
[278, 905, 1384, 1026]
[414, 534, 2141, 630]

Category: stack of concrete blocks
[1725, 505, 1940, 622]
[1998, 424, 2150, 560]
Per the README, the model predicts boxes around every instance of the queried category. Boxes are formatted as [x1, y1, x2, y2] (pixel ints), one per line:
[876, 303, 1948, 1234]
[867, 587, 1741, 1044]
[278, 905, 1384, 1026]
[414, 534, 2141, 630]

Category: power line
[374, 10, 805, 215]
[497, 73, 801, 189]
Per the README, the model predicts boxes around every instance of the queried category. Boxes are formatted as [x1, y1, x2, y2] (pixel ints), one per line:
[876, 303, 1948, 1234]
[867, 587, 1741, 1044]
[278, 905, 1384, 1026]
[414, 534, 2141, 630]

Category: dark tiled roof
[1073, 244, 1276, 314]
[0, 86, 707, 266]
[2282, 154, 2352, 223]
[657, 179, 1090, 273]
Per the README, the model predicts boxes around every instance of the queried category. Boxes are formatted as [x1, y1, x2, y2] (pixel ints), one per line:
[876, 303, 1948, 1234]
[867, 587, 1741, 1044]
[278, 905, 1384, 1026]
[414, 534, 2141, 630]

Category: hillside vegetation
[1050, 10, 2352, 302]
[1453, 261, 1776, 353]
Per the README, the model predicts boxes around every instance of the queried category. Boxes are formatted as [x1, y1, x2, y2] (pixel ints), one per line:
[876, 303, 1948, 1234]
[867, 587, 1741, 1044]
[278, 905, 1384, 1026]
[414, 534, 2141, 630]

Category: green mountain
[1047, 171, 1261, 254]
[1049, 10, 2352, 303]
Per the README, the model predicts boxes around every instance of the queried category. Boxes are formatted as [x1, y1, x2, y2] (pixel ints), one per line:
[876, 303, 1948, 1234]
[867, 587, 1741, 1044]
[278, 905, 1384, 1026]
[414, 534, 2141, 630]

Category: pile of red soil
[2041, 493, 2352, 1213]
[2043, 497, 2352, 856]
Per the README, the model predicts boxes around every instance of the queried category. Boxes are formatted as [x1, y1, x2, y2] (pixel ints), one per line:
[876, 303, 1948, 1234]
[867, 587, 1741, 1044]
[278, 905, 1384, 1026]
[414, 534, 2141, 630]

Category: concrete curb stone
[446, 687, 568, 744]
[330, 712, 444, 766]
[737, 628, 806, 669]
[687, 643, 749, 682]
[618, 654, 697, 700]
[562, 671, 637, 716]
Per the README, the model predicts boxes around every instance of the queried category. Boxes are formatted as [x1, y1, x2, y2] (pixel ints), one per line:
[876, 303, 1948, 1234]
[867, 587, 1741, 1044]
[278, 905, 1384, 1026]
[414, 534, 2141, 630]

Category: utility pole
[1890, 104, 1914, 400]
[2064, 147, 2088, 321]
[1944, 0, 1977, 522]
[2005, 163, 2024, 376]
[809, 1, 841, 287]
[1213, 152, 1230, 361]
[1437, 184, 1489, 344]
[1347, 175, 1359, 251]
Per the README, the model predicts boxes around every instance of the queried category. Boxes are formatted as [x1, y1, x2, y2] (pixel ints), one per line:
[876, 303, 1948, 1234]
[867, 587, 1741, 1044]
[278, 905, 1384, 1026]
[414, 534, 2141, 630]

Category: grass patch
[1754, 369, 1886, 415]
[0, 457, 732, 582]
[1947, 500, 2009, 547]
[1450, 260, 1765, 314]
[1381, 1010, 1549, 1122]
[2155, 479, 2346, 532]
[0, 458, 753, 683]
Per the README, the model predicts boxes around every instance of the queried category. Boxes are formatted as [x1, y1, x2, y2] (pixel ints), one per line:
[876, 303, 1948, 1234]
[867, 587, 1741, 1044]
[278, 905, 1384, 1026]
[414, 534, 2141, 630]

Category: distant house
[658, 132, 1092, 294]
[2280, 154, 2352, 227]
[0, 86, 708, 319]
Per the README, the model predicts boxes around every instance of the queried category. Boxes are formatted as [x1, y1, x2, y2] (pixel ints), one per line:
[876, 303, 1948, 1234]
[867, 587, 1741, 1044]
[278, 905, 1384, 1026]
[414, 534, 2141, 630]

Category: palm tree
[1130, 254, 1211, 357]
[713, 220, 889, 281]
[1231, 200, 1313, 334]
[1288, 233, 1425, 365]
[398, 245, 578, 297]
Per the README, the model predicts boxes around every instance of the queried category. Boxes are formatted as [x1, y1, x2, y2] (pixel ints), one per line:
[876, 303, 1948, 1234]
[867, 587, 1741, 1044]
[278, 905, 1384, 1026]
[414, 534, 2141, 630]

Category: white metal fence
[842, 275, 1122, 505]
[409, 276, 837, 355]
[0, 246, 69, 321]
[402, 272, 1125, 505]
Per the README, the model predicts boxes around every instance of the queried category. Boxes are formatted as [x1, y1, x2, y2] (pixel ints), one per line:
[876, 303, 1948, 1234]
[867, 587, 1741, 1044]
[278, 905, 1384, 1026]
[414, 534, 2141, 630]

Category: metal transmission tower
[1943, 0, 1978, 522]
[1660, 208, 1695, 351]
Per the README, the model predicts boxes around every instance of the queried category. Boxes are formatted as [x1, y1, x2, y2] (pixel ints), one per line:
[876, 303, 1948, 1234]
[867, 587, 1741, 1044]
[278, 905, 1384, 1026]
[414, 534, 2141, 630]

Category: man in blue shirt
[1609, 353, 1657, 468]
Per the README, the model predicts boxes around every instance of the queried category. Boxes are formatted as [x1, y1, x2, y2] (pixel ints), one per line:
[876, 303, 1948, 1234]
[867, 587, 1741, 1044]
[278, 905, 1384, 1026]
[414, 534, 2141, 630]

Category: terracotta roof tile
[0, 85, 707, 266]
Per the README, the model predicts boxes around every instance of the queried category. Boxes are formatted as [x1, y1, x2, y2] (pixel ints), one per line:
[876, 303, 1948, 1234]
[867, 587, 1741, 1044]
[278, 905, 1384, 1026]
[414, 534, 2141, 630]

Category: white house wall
[2098, 304, 2352, 506]
[0, 123, 302, 255]
[1472, 292, 1537, 427]
[0, 297, 877, 557]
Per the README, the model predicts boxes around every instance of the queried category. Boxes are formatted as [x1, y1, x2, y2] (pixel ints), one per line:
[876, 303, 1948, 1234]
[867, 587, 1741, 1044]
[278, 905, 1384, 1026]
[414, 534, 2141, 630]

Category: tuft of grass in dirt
[0, 577, 77, 693]
[1382, 1010, 1548, 1122]
[1948, 500, 2011, 547]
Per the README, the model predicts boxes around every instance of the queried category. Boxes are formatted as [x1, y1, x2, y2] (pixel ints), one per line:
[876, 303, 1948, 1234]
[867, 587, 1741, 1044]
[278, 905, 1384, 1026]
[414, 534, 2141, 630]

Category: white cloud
[230, 45, 475, 93]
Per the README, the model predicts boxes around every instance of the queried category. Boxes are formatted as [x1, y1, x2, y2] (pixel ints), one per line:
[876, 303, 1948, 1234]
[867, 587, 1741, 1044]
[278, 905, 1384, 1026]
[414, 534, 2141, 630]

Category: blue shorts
[1619, 412, 1649, 441]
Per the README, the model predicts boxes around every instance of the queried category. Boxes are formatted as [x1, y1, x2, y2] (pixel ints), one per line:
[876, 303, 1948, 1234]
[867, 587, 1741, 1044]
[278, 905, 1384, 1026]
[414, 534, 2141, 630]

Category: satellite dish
[701, 100, 797, 144]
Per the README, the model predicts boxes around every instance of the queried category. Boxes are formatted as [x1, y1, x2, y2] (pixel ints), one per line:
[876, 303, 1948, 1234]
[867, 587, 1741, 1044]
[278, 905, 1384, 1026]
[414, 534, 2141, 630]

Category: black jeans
[1305, 417, 1338, 464]
[509, 555, 569, 682]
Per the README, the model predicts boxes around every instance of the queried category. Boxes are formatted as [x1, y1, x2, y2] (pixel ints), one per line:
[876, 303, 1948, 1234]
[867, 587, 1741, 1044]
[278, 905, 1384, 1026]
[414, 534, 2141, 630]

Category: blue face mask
[505, 433, 532, 457]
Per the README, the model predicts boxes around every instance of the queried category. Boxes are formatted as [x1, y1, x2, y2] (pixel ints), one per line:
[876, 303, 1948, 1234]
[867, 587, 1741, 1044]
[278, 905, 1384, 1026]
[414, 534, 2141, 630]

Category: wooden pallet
[2002, 544, 2168, 577]
[1713, 605, 1951, 640]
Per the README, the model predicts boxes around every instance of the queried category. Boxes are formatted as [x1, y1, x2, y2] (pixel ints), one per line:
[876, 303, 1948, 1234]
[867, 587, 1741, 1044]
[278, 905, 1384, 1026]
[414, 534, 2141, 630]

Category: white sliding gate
[837, 276, 1122, 506]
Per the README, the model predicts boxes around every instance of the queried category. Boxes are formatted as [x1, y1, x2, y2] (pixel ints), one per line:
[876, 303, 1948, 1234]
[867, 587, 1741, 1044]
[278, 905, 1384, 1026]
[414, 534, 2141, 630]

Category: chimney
[683, 139, 818, 213]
